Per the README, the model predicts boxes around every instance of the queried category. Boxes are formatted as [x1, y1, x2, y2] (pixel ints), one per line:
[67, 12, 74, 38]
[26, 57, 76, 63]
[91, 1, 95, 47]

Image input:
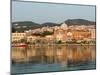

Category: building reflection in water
[12, 45, 96, 67]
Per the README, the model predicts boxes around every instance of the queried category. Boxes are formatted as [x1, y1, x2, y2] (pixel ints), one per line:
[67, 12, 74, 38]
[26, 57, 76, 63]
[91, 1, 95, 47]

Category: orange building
[53, 29, 67, 42]
[71, 30, 91, 41]
[53, 28, 91, 42]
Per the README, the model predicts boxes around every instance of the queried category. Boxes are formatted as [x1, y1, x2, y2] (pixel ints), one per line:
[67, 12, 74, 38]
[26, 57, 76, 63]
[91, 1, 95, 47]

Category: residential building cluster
[12, 23, 96, 44]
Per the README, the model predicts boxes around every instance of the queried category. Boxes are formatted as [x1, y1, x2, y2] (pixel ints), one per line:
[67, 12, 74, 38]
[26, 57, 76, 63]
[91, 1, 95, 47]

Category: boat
[12, 43, 27, 47]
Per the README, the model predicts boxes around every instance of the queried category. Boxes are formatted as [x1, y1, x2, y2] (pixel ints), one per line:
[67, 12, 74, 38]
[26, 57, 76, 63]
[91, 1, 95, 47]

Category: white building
[60, 23, 68, 30]
[89, 28, 96, 40]
[66, 32, 73, 41]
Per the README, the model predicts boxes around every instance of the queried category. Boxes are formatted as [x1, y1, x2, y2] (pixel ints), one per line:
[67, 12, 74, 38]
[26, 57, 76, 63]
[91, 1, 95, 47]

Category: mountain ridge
[12, 19, 95, 32]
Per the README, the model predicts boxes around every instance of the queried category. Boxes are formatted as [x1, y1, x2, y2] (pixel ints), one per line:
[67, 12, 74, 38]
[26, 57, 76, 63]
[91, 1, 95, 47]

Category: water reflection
[12, 45, 96, 67]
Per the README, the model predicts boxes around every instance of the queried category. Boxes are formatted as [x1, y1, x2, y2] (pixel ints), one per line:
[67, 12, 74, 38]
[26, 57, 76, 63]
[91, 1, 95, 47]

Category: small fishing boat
[12, 43, 27, 47]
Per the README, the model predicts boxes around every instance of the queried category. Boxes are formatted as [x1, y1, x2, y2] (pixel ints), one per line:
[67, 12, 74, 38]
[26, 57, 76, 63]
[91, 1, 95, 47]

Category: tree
[20, 39, 27, 43]
[33, 31, 53, 37]
[55, 40, 62, 44]
[12, 27, 16, 32]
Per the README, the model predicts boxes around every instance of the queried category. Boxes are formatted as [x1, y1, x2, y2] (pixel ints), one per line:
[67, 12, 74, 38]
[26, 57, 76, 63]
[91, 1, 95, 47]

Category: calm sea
[11, 45, 96, 74]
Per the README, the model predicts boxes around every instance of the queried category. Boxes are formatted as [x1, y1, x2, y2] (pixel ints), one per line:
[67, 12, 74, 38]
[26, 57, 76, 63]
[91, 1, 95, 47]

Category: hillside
[65, 19, 95, 25]
[12, 19, 95, 32]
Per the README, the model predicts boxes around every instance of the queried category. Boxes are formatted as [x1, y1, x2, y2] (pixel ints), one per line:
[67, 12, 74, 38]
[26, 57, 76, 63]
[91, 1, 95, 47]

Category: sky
[12, 1, 96, 24]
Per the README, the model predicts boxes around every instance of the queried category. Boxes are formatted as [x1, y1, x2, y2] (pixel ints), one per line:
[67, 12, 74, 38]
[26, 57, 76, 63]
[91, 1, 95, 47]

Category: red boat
[12, 43, 27, 47]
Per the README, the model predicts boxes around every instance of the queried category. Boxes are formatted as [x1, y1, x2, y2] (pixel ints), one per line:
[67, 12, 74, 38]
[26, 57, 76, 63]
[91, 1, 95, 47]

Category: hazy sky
[12, 1, 96, 23]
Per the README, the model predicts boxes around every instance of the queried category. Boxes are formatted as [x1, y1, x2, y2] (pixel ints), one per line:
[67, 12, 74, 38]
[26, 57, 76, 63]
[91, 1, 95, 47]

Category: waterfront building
[71, 30, 91, 41]
[12, 32, 26, 42]
[66, 32, 73, 41]
[89, 28, 96, 41]
[60, 23, 68, 30]
[45, 35, 54, 41]
[27, 35, 36, 43]
[54, 29, 67, 42]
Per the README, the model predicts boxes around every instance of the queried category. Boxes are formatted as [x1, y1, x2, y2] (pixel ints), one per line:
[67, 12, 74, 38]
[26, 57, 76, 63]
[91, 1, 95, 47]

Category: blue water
[11, 61, 96, 74]
[11, 45, 96, 74]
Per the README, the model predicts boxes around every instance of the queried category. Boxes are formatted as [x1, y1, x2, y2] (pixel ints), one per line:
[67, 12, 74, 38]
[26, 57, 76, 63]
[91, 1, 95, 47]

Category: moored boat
[12, 43, 27, 47]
